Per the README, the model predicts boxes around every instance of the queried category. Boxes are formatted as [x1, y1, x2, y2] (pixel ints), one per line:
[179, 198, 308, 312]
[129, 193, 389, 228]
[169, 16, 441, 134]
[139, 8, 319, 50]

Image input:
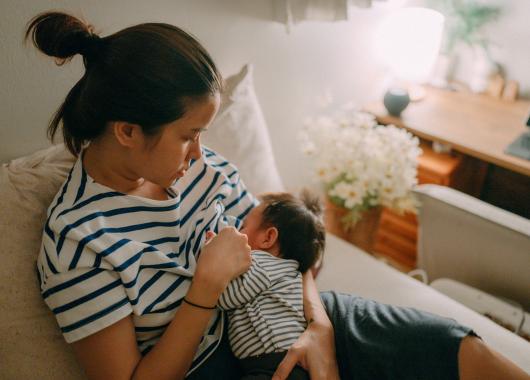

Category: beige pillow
[0, 144, 83, 379]
[203, 64, 285, 194]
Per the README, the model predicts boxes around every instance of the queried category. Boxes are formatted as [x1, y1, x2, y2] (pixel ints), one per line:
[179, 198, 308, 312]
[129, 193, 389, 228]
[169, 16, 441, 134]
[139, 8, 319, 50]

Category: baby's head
[240, 190, 325, 273]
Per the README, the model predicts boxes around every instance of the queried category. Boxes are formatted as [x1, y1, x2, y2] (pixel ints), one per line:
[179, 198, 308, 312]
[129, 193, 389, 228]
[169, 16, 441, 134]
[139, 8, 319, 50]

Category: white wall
[456, 0, 530, 96]
[1, 0, 529, 189]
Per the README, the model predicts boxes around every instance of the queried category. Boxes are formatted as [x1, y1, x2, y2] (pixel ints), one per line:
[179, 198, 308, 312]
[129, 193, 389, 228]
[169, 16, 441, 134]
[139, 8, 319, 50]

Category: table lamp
[374, 7, 444, 116]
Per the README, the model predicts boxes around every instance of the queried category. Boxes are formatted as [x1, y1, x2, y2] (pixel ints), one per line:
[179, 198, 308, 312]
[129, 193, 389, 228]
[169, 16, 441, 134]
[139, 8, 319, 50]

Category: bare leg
[458, 336, 530, 380]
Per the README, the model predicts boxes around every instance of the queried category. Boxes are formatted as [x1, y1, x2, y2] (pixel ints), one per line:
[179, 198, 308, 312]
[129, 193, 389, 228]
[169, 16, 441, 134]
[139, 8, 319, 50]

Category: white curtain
[273, 0, 382, 31]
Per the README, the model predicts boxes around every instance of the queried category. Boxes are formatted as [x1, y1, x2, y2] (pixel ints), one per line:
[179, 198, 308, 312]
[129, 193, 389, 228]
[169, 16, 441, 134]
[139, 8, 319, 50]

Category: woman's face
[136, 93, 220, 188]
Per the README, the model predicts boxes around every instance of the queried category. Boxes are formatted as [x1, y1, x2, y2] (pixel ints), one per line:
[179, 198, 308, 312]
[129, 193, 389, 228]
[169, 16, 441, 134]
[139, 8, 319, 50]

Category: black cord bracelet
[183, 297, 217, 310]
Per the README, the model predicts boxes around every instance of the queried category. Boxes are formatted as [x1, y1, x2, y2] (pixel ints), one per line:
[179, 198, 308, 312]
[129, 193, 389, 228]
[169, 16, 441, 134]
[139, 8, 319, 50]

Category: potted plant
[427, 0, 502, 91]
[299, 109, 421, 251]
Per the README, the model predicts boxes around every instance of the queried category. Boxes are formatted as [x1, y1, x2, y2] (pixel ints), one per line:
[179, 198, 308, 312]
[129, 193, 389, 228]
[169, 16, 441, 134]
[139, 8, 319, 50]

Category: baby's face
[240, 203, 266, 250]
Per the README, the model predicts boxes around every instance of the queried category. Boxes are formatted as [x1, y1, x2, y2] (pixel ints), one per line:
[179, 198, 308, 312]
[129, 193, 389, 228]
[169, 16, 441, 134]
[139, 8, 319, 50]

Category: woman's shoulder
[170, 146, 243, 194]
[200, 146, 240, 176]
[45, 157, 125, 231]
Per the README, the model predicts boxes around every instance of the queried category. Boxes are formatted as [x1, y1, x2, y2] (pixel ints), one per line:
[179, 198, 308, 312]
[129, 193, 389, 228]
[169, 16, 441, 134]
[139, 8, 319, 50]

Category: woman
[28, 12, 528, 380]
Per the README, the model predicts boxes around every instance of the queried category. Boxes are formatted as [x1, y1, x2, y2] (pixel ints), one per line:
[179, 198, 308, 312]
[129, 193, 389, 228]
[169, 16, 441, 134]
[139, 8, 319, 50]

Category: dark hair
[25, 12, 223, 156]
[259, 190, 325, 273]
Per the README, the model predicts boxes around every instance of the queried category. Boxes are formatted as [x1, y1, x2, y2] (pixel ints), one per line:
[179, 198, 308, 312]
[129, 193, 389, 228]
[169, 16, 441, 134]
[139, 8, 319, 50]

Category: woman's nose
[188, 138, 202, 161]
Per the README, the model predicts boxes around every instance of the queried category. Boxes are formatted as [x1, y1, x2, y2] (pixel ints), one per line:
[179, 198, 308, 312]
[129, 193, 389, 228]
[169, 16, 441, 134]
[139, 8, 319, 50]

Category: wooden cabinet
[417, 143, 463, 186]
[372, 209, 417, 271]
[372, 143, 465, 271]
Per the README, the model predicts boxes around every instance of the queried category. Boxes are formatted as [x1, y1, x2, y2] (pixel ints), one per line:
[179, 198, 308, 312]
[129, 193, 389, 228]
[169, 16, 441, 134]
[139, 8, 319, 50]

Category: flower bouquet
[299, 109, 422, 229]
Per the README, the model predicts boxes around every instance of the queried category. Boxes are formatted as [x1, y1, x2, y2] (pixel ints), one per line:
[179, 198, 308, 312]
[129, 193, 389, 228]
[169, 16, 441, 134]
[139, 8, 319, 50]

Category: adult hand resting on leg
[272, 271, 340, 380]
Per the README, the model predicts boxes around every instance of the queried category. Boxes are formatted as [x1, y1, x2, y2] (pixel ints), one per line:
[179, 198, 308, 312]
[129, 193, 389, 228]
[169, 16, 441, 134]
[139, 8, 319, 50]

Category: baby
[217, 190, 325, 380]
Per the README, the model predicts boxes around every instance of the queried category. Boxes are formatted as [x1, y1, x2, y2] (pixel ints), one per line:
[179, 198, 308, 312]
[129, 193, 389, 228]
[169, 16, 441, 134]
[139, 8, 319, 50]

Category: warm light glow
[374, 7, 444, 83]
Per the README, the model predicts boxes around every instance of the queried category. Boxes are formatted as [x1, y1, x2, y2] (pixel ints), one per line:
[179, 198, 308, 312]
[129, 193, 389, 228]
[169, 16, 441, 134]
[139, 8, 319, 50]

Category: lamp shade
[374, 7, 444, 83]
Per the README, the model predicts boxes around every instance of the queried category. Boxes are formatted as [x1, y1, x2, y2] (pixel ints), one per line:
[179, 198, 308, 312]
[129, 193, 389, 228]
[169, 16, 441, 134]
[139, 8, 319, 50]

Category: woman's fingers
[272, 349, 300, 380]
[200, 226, 251, 277]
[273, 322, 339, 380]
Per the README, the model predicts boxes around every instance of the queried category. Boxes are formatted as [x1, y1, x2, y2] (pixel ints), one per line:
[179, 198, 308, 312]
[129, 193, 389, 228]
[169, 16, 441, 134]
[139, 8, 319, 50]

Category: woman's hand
[272, 319, 340, 380]
[193, 227, 252, 298]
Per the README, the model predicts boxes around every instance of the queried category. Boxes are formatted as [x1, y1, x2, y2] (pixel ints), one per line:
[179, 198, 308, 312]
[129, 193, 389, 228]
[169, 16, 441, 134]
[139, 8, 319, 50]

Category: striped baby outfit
[218, 250, 307, 359]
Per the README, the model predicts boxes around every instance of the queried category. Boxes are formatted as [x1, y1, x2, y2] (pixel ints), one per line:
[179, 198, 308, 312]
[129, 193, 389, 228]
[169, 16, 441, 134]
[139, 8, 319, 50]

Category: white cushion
[0, 145, 82, 379]
[203, 64, 285, 194]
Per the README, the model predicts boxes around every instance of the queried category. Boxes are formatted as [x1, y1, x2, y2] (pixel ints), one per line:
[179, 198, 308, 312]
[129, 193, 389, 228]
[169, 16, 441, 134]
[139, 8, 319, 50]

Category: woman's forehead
[175, 95, 220, 132]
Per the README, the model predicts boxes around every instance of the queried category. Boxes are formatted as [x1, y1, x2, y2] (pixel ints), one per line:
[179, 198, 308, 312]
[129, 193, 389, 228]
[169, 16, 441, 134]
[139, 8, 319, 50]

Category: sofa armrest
[413, 184, 530, 311]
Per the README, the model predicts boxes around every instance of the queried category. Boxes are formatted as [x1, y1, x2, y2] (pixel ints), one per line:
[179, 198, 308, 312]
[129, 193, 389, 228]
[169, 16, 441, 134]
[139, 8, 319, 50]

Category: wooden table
[359, 87, 530, 270]
[364, 87, 530, 177]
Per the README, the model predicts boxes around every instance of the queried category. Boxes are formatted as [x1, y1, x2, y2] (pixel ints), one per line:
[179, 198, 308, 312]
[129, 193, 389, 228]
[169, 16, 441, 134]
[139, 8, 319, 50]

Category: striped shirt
[36, 146, 256, 373]
[218, 250, 307, 359]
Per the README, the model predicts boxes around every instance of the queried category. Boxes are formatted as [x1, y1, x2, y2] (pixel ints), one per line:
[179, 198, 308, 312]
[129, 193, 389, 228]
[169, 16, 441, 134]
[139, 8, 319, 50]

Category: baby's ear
[261, 226, 278, 249]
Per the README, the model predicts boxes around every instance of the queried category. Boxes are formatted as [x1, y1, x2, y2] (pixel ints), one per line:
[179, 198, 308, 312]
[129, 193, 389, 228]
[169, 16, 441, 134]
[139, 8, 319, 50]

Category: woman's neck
[83, 140, 145, 194]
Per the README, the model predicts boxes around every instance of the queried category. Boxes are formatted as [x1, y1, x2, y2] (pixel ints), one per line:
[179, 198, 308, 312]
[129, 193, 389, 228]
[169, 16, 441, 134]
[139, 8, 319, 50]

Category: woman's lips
[176, 164, 189, 178]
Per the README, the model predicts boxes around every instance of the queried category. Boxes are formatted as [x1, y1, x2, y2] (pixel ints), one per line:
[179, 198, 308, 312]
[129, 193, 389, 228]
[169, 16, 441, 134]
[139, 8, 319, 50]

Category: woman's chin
[164, 170, 186, 187]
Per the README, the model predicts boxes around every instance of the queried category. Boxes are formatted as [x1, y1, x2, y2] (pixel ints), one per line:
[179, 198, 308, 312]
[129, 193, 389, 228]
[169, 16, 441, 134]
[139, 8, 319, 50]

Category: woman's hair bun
[25, 12, 100, 64]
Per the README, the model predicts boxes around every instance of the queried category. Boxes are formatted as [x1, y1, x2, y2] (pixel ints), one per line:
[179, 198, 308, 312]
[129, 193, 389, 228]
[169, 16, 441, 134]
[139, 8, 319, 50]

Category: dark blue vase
[383, 88, 410, 117]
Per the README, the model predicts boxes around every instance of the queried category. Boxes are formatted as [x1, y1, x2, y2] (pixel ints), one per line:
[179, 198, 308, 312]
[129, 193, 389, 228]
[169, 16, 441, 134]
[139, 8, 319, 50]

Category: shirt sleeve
[40, 235, 133, 343]
[217, 253, 271, 310]
[42, 266, 133, 343]
[203, 147, 258, 230]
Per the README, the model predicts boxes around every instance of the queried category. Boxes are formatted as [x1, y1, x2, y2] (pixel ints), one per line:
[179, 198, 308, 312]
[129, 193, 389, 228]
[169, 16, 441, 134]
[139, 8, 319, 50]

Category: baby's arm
[217, 252, 271, 310]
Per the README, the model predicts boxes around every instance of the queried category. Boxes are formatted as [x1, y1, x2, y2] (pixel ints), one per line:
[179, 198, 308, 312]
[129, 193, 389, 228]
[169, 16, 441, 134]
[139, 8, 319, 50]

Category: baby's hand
[196, 227, 252, 294]
[205, 230, 216, 243]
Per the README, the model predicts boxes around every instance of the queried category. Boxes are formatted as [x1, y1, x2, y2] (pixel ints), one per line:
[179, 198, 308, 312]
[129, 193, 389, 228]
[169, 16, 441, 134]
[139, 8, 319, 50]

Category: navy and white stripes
[218, 251, 307, 359]
[36, 146, 256, 373]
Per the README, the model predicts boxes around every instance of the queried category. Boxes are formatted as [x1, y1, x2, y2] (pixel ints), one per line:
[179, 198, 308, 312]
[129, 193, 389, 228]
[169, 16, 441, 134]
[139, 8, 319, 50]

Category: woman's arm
[272, 271, 340, 380]
[72, 227, 251, 380]
[72, 273, 221, 380]
[301, 270, 331, 326]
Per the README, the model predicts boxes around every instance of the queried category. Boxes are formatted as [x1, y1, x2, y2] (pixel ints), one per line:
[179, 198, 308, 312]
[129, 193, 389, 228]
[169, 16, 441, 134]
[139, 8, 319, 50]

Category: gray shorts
[321, 291, 476, 379]
[187, 291, 475, 379]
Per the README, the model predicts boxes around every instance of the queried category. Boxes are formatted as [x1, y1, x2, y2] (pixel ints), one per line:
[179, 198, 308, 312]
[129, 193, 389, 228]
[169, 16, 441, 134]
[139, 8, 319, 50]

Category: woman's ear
[112, 121, 143, 148]
[260, 226, 278, 249]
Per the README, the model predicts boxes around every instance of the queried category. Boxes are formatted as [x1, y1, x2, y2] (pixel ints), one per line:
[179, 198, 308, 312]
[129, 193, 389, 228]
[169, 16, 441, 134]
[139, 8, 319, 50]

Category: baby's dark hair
[258, 190, 325, 273]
